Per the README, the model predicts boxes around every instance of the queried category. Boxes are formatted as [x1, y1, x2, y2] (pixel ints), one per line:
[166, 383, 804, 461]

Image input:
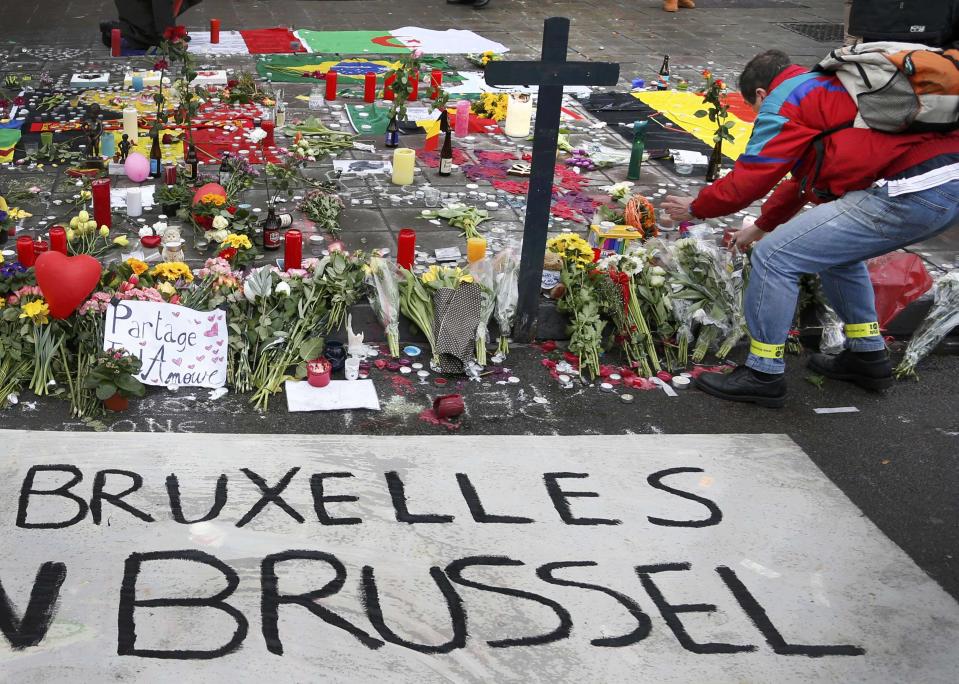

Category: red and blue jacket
[690, 64, 959, 231]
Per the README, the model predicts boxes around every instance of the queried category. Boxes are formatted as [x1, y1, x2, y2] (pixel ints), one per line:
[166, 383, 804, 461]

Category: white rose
[650, 265, 666, 276]
[247, 128, 268, 143]
[275, 282, 291, 297]
[649, 275, 666, 287]
[212, 215, 230, 230]
[209, 229, 229, 243]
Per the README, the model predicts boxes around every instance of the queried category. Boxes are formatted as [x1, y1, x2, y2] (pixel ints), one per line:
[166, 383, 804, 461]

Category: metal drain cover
[778, 22, 846, 43]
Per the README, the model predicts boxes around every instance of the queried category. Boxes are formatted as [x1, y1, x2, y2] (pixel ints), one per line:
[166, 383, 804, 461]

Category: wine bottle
[438, 112, 453, 177]
[149, 133, 162, 178]
[263, 206, 281, 251]
[658, 55, 670, 91]
[185, 142, 199, 182]
[627, 120, 648, 181]
[385, 114, 400, 148]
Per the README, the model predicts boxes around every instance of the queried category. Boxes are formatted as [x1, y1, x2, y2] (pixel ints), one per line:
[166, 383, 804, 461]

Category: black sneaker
[807, 350, 893, 391]
[694, 366, 787, 408]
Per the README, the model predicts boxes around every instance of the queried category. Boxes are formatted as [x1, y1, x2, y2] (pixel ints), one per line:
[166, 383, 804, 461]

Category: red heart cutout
[141, 235, 161, 249]
[34, 252, 103, 319]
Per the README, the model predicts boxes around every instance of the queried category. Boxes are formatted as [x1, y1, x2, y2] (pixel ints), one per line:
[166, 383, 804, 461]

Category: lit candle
[122, 107, 138, 144]
[364, 72, 376, 103]
[391, 148, 415, 186]
[210, 18, 221, 44]
[92, 178, 111, 229]
[126, 188, 142, 218]
[111, 28, 121, 57]
[16, 236, 35, 267]
[466, 236, 487, 263]
[504, 93, 533, 138]
[284, 230, 303, 271]
[430, 69, 443, 99]
[455, 100, 470, 137]
[396, 229, 416, 270]
[49, 226, 67, 254]
[325, 70, 338, 101]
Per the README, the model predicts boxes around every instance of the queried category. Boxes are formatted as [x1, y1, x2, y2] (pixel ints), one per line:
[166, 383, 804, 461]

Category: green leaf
[693, 110, 708, 118]
[299, 337, 326, 362]
[95, 383, 117, 401]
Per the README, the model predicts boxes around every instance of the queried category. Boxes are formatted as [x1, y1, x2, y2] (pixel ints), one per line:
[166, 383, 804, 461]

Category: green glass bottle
[626, 120, 648, 181]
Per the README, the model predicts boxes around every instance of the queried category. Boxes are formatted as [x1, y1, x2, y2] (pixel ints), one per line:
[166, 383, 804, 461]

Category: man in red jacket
[663, 50, 959, 407]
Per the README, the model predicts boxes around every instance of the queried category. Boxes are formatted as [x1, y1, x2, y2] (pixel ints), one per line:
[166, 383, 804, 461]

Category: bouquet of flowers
[895, 271, 959, 379]
[314, 250, 365, 333]
[595, 251, 658, 376]
[467, 257, 497, 366]
[548, 234, 604, 379]
[83, 348, 145, 403]
[300, 187, 344, 237]
[467, 51, 502, 69]
[421, 204, 489, 239]
[422, 265, 481, 374]
[471, 93, 509, 122]
[492, 246, 519, 358]
[365, 256, 401, 358]
[399, 268, 438, 367]
[67, 210, 128, 257]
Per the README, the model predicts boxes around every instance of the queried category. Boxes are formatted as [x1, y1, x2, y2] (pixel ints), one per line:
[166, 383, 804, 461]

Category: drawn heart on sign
[207, 315, 216, 322]
[194, 320, 202, 325]
[188, 364, 195, 369]
[172, 358, 182, 366]
[204, 345, 212, 351]
[139, 341, 147, 347]
[172, 311, 181, 317]
[216, 340, 224, 346]
[34, 252, 102, 319]
[204, 322, 219, 337]
[196, 355, 205, 361]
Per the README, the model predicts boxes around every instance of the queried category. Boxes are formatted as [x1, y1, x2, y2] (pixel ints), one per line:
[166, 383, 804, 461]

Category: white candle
[504, 93, 533, 138]
[126, 188, 142, 217]
[391, 148, 415, 186]
[122, 107, 139, 144]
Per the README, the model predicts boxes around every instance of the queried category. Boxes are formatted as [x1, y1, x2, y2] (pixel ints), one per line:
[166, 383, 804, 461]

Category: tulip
[99, 226, 110, 238]
[78, 210, 89, 223]
[113, 235, 129, 247]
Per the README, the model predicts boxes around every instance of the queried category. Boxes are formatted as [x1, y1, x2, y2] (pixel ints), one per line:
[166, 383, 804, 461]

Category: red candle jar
[284, 229, 303, 271]
[396, 228, 416, 270]
[409, 73, 419, 101]
[433, 394, 465, 419]
[49, 226, 67, 254]
[384, 74, 396, 101]
[33, 240, 49, 258]
[260, 120, 275, 147]
[325, 70, 338, 101]
[364, 72, 376, 103]
[16, 236, 35, 267]
[111, 29, 121, 57]
[210, 18, 221, 44]
[307, 358, 332, 388]
[92, 177, 111, 230]
[430, 69, 443, 99]
[163, 164, 177, 185]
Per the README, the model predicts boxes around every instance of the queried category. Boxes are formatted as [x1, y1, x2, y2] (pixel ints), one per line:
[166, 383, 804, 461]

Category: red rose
[218, 247, 238, 261]
[163, 25, 188, 42]
[161, 133, 175, 144]
[193, 214, 214, 230]
[170, 295, 181, 304]
[153, 59, 169, 72]
[0, 99, 9, 110]
[226, 206, 237, 215]
[13, 96, 24, 107]
[227, 79, 239, 89]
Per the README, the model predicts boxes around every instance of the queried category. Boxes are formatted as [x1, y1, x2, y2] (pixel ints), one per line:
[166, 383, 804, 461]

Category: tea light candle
[396, 228, 416, 270]
[210, 18, 221, 43]
[504, 93, 533, 138]
[16, 236, 35, 267]
[391, 148, 415, 186]
[122, 107, 138, 144]
[466, 236, 487, 263]
[126, 188, 142, 217]
[284, 230, 303, 271]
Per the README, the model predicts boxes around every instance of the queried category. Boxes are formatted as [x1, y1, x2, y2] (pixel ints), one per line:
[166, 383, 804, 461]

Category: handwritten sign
[2, 432, 958, 681]
[104, 300, 227, 388]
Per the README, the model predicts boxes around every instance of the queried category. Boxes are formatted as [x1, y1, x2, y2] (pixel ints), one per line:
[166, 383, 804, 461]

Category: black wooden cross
[485, 18, 619, 342]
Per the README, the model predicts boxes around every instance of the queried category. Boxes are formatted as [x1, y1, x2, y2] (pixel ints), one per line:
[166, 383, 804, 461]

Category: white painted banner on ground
[1, 432, 958, 682]
[104, 301, 227, 388]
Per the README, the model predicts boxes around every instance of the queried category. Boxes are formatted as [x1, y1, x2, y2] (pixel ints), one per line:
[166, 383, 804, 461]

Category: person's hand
[661, 195, 695, 222]
[730, 220, 765, 251]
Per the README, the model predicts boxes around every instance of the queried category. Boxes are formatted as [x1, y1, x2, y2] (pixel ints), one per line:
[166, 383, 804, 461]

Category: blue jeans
[745, 164, 959, 374]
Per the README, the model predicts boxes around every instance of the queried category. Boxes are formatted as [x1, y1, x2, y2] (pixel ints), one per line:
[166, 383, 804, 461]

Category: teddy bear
[160, 224, 184, 262]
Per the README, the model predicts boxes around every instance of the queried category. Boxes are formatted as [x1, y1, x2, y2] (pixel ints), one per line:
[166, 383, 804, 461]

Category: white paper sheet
[285, 379, 380, 412]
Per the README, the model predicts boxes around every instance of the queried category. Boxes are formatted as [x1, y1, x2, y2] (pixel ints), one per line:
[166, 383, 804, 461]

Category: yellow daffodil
[19, 300, 50, 325]
[10, 209, 31, 220]
[126, 258, 148, 275]
[113, 235, 129, 247]
[223, 233, 252, 250]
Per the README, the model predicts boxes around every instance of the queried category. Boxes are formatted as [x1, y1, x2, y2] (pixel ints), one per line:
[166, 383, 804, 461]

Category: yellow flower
[420, 265, 441, 284]
[113, 235, 129, 247]
[547, 234, 594, 268]
[156, 281, 177, 298]
[223, 233, 252, 250]
[10, 208, 31, 220]
[151, 261, 194, 282]
[78, 210, 90, 223]
[80, 190, 92, 201]
[19, 300, 50, 325]
[66, 229, 76, 241]
[126, 258, 148, 275]
[201, 193, 226, 207]
[99, 226, 110, 238]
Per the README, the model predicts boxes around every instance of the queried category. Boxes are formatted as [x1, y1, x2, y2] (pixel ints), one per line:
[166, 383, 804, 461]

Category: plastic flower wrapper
[422, 204, 490, 240]
[492, 246, 519, 358]
[895, 271, 959, 379]
[399, 268, 438, 367]
[817, 302, 846, 355]
[467, 257, 497, 366]
[365, 256, 401, 358]
[669, 237, 740, 365]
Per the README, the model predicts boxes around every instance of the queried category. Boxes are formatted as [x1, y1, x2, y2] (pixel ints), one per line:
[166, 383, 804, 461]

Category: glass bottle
[263, 206, 281, 251]
[385, 114, 400, 148]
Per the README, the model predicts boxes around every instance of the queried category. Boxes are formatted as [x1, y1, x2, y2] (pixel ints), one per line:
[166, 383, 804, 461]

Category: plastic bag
[492, 246, 520, 359]
[365, 257, 401, 358]
[868, 253, 933, 329]
[467, 257, 498, 366]
[895, 271, 959, 378]
[817, 302, 846, 355]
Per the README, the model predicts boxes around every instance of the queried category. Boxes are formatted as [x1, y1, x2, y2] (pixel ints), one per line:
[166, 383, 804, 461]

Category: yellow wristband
[750, 338, 785, 359]
[845, 322, 881, 338]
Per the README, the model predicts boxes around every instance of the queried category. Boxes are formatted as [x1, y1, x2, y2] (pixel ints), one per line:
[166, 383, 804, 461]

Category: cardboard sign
[104, 300, 227, 388]
[2, 432, 959, 681]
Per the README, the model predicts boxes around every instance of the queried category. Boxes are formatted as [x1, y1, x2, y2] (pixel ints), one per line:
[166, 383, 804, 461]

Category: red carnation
[227, 79, 239, 89]
[218, 247, 238, 261]
[153, 59, 169, 72]
[226, 206, 237, 215]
